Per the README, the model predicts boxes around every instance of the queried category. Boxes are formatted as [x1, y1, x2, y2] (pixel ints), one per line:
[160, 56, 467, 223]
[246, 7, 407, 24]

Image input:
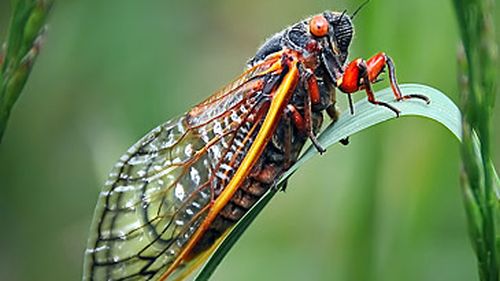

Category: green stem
[452, 0, 498, 279]
[0, 0, 53, 142]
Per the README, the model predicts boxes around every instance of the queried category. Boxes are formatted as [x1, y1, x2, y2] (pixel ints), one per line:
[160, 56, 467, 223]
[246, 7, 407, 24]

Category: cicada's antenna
[351, 0, 370, 19]
[337, 9, 347, 23]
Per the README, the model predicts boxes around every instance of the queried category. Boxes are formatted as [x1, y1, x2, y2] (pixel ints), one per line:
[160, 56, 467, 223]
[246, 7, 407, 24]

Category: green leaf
[194, 83, 462, 281]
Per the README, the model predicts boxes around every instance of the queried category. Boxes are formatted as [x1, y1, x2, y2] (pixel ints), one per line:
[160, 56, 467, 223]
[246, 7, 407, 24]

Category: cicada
[83, 10, 429, 281]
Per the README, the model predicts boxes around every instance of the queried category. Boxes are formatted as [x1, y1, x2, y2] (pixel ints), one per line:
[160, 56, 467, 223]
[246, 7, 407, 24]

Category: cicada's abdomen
[189, 107, 326, 257]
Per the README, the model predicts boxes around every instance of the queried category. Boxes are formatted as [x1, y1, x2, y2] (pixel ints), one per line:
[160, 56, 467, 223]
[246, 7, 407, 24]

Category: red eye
[309, 15, 329, 37]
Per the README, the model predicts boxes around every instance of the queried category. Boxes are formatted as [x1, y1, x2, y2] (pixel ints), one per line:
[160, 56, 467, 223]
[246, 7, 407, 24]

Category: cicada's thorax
[189, 12, 353, 256]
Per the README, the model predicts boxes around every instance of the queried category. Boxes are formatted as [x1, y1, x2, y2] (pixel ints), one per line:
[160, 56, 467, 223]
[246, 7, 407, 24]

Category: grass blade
[453, 0, 498, 278]
[0, 0, 53, 142]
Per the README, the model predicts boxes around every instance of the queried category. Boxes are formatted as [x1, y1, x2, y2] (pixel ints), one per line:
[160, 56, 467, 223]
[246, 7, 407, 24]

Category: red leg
[306, 75, 349, 147]
[282, 110, 294, 170]
[286, 103, 325, 154]
[306, 73, 321, 105]
[369, 53, 430, 103]
[358, 60, 403, 116]
[303, 84, 326, 153]
[338, 52, 430, 116]
[286, 104, 306, 133]
[339, 58, 401, 116]
[284, 65, 325, 151]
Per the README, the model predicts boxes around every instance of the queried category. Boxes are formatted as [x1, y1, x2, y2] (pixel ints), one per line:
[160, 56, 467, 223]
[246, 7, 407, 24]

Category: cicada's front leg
[337, 52, 430, 117]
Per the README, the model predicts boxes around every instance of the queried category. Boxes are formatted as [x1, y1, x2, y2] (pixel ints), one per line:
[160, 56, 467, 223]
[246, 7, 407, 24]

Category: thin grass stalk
[0, 0, 53, 142]
[452, 0, 499, 279]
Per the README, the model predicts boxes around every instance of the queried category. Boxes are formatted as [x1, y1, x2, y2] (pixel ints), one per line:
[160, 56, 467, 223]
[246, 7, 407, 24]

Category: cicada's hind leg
[275, 111, 293, 192]
[285, 102, 324, 155]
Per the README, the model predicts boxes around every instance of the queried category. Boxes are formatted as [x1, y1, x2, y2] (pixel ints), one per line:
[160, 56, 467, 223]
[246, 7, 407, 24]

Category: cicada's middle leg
[285, 67, 326, 154]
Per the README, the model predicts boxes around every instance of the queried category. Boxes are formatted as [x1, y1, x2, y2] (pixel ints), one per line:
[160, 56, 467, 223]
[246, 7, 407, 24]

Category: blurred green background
[0, 1, 499, 280]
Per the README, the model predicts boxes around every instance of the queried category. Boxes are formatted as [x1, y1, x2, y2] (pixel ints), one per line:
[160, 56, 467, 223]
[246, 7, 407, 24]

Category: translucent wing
[83, 56, 284, 281]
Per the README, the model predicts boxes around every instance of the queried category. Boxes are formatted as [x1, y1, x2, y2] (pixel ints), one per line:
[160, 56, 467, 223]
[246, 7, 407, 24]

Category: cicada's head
[250, 11, 354, 82]
[313, 11, 354, 65]
[300, 11, 354, 82]
[278, 11, 354, 83]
